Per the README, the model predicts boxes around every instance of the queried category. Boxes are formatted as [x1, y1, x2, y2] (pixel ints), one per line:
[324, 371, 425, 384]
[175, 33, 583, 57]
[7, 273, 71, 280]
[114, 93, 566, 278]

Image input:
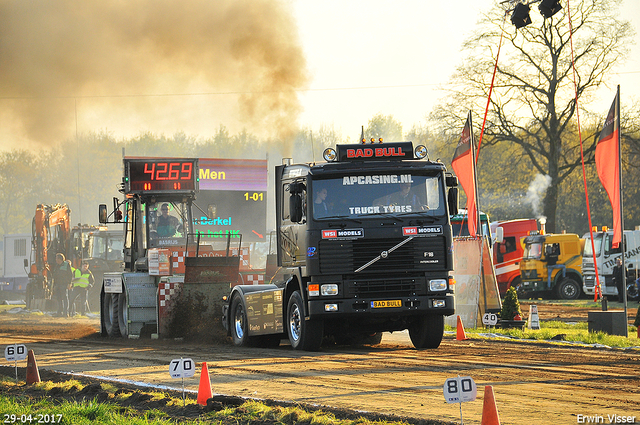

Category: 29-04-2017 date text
[3, 414, 63, 424]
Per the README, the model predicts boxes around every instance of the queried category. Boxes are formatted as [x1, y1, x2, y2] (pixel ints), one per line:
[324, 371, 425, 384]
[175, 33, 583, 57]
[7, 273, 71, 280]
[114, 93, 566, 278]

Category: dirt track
[1, 305, 639, 425]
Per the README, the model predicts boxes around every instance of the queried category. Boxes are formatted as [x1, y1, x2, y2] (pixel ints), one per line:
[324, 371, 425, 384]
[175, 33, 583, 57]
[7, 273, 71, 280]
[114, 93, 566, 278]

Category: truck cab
[223, 141, 458, 350]
[490, 219, 538, 295]
[582, 227, 640, 298]
[520, 232, 584, 299]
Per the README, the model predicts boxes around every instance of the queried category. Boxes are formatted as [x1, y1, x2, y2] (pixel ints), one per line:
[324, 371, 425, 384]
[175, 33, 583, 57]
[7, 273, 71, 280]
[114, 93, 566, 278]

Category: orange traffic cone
[480, 385, 501, 425]
[197, 362, 213, 406]
[26, 350, 41, 384]
[456, 315, 469, 341]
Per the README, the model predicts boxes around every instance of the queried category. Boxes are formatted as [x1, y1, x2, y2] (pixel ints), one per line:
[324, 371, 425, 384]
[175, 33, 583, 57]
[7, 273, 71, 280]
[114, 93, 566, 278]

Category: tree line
[0, 110, 638, 240]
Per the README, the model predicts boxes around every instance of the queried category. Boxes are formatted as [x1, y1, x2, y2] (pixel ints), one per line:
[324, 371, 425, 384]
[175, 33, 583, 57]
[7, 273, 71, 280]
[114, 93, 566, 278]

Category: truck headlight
[321, 284, 338, 296]
[429, 279, 447, 291]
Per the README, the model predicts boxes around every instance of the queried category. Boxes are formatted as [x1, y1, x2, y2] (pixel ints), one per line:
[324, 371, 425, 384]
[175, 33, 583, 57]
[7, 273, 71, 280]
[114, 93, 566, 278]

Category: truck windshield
[147, 201, 190, 247]
[311, 173, 445, 220]
[90, 235, 124, 261]
[523, 242, 542, 259]
[582, 234, 603, 257]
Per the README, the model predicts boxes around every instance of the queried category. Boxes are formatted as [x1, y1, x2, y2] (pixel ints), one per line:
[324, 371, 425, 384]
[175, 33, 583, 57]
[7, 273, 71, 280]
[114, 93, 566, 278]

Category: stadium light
[511, 3, 532, 28]
[505, 0, 563, 28]
[539, 0, 562, 18]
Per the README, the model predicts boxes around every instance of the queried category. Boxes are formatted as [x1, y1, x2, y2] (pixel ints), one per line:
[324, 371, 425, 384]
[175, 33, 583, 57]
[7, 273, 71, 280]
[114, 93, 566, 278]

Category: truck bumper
[521, 280, 548, 292]
[307, 294, 454, 318]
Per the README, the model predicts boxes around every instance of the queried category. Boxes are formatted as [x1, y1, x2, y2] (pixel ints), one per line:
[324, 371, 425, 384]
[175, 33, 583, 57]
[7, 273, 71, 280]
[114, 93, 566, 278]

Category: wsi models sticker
[322, 228, 364, 239]
[402, 225, 442, 237]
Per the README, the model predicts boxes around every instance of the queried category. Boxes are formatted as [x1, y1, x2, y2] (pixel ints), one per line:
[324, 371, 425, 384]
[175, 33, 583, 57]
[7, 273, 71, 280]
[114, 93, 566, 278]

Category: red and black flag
[595, 87, 622, 248]
[451, 111, 478, 237]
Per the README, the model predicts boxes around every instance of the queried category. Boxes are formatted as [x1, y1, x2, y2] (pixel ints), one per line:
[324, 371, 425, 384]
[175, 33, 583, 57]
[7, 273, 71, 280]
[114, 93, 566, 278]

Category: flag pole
[616, 85, 628, 336]
[469, 110, 487, 314]
[469, 111, 481, 237]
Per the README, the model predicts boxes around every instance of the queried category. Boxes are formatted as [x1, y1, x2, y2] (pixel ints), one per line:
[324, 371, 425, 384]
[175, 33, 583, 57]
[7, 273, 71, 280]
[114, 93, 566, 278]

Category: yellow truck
[519, 232, 585, 300]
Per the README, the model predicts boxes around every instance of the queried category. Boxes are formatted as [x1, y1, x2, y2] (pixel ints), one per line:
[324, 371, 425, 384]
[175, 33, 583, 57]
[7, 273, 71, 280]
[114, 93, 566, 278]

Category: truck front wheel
[287, 291, 323, 351]
[556, 278, 581, 300]
[408, 314, 444, 349]
[230, 296, 252, 346]
[102, 293, 121, 337]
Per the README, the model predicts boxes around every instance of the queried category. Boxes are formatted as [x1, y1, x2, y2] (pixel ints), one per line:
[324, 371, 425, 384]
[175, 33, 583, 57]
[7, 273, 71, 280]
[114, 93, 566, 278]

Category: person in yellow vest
[70, 261, 94, 315]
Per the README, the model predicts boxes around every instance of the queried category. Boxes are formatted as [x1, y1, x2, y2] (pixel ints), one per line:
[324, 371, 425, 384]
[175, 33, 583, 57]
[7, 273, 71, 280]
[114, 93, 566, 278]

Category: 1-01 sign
[443, 376, 477, 404]
[169, 358, 195, 379]
[4, 344, 27, 362]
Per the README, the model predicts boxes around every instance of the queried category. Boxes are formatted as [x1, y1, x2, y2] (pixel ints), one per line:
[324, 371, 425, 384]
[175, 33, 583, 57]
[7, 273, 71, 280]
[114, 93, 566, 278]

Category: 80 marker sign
[443, 376, 477, 404]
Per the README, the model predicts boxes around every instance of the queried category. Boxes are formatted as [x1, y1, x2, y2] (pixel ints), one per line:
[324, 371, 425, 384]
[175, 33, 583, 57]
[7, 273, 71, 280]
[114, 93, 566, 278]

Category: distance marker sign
[443, 376, 477, 403]
[4, 344, 27, 362]
[169, 358, 195, 379]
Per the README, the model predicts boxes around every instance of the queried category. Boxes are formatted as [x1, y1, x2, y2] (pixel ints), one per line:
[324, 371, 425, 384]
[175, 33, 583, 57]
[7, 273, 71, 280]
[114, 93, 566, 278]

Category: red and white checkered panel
[243, 274, 265, 285]
[158, 281, 183, 335]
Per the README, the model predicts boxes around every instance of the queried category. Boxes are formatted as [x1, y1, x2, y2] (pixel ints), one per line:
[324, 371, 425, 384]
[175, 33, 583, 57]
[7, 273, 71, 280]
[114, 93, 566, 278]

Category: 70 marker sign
[169, 358, 195, 379]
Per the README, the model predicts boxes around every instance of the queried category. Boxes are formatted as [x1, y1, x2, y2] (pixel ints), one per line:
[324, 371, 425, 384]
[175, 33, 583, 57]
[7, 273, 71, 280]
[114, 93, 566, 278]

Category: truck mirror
[290, 194, 303, 222]
[99, 204, 108, 224]
[447, 187, 458, 216]
[445, 174, 458, 187]
[289, 182, 306, 194]
[23, 259, 28, 268]
[495, 227, 504, 243]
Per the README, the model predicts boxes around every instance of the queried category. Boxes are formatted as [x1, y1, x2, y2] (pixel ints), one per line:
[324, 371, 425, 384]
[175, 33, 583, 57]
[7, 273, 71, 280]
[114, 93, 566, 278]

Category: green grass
[0, 378, 415, 425]
[447, 320, 640, 348]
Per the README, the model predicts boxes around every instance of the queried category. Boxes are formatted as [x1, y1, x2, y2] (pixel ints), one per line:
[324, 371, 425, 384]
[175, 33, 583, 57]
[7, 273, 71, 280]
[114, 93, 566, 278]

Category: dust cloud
[0, 0, 308, 150]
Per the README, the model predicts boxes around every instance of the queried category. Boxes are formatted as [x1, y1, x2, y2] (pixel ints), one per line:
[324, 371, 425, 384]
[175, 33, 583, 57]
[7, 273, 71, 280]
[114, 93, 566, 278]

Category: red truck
[490, 219, 538, 295]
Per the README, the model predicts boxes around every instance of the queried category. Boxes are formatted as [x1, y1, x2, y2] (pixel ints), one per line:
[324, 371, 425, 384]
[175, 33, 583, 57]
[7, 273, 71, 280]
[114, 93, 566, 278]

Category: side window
[605, 234, 624, 255]
[504, 236, 517, 254]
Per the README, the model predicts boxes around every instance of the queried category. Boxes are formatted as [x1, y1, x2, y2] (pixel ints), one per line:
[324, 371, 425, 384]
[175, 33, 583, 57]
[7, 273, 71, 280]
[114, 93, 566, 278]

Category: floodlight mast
[500, 0, 562, 28]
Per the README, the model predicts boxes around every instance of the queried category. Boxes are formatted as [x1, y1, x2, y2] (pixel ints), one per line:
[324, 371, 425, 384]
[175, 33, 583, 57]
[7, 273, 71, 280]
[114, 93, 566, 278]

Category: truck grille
[521, 269, 537, 279]
[347, 277, 420, 298]
[318, 236, 446, 277]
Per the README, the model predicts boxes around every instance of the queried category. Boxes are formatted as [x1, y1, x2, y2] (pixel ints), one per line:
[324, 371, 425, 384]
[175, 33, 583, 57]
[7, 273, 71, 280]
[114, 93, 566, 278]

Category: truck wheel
[117, 290, 128, 337]
[102, 293, 121, 337]
[408, 314, 444, 349]
[230, 296, 252, 346]
[627, 282, 640, 301]
[556, 278, 581, 300]
[287, 291, 323, 351]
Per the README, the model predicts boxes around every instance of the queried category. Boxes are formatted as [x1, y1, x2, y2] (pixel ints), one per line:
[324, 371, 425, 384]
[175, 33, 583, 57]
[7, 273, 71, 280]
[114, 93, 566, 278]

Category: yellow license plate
[371, 300, 402, 308]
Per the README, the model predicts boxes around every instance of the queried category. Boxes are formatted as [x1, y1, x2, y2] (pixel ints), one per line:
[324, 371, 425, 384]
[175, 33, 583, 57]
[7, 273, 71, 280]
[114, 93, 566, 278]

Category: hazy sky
[293, 0, 640, 139]
[0, 0, 638, 151]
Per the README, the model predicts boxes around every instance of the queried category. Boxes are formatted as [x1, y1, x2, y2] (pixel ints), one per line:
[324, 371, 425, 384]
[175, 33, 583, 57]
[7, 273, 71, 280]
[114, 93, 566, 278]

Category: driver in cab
[156, 203, 183, 237]
[385, 182, 423, 211]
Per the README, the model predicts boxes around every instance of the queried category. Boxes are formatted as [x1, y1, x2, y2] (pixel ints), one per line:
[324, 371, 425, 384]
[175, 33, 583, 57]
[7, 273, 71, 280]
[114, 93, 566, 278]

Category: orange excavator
[26, 204, 77, 309]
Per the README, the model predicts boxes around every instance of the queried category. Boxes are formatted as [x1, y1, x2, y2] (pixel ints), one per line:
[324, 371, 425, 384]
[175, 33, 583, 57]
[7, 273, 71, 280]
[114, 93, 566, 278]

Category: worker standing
[51, 253, 73, 317]
[70, 261, 94, 315]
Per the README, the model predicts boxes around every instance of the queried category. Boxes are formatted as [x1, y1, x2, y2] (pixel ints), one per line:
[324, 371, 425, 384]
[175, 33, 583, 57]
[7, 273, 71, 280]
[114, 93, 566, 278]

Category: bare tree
[431, 0, 633, 233]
